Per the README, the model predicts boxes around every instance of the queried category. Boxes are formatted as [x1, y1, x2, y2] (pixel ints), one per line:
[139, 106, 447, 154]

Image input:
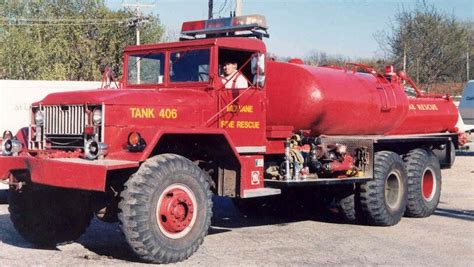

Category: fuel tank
[265, 61, 457, 135]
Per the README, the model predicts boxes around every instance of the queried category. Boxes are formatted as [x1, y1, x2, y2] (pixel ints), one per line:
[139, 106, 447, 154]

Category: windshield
[127, 53, 165, 84]
[170, 49, 210, 83]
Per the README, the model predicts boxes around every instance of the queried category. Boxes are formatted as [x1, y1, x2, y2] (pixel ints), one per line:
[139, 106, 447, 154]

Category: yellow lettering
[130, 107, 156, 119]
[135, 108, 142, 118]
[236, 121, 260, 129]
[240, 105, 254, 113]
[409, 104, 416, 110]
[416, 104, 438, 111]
[226, 105, 254, 113]
[227, 105, 238, 113]
[220, 120, 235, 128]
[158, 108, 178, 119]
[147, 108, 155, 118]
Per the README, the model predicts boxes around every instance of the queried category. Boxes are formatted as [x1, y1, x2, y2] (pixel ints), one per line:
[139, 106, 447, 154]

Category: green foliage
[0, 0, 164, 80]
[380, 4, 471, 87]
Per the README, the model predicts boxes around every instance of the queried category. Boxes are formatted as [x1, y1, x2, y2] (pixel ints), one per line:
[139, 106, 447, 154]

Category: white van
[459, 80, 474, 127]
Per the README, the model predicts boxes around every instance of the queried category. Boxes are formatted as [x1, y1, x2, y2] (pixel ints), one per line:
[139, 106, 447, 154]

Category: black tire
[333, 184, 360, 223]
[404, 148, 442, 217]
[336, 193, 357, 223]
[359, 151, 408, 226]
[118, 154, 213, 264]
[8, 184, 92, 246]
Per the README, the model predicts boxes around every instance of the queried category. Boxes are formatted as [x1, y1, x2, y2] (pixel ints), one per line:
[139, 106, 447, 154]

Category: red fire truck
[0, 15, 459, 263]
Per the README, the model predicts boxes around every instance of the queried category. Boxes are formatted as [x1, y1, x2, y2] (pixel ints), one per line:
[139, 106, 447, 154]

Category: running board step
[242, 188, 281, 198]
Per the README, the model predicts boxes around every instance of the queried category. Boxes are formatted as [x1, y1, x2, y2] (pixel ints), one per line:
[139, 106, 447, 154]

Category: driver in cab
[220, 60, 248, 89]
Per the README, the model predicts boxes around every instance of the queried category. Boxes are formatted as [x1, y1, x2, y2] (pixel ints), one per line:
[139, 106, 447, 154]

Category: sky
[106, 0, 473, 59]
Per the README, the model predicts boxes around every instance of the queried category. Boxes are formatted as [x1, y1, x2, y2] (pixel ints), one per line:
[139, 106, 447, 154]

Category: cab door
[218, 86, 266, 153]
[216, 52, 267, 154]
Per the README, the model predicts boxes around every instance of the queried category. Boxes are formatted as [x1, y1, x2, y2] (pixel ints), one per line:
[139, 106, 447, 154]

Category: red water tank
[265, 61, 457, 136]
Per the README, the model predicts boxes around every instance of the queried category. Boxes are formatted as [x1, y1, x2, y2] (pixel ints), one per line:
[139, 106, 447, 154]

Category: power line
[0, 18, 126, 23]
[215, 0, 229, 17]
[0, 21, 127, 27]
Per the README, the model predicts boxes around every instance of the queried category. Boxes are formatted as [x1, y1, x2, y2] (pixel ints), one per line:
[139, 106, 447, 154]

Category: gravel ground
[0, 156, 473, 266]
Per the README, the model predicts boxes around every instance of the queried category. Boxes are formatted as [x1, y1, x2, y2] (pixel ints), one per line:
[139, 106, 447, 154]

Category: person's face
[223, 62, 237, 76]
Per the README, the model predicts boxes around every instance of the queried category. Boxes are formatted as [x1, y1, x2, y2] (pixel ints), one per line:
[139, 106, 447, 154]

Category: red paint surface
[265, 61, 457, 136]
[239, 155, 264, 195]
[0, 155, 138, 191]
[158, 187, 195, 234]
[422, 170, 435, 200]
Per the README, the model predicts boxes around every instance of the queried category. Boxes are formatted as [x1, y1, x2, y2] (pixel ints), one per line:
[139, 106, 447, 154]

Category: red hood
[34, 88, 212, 106]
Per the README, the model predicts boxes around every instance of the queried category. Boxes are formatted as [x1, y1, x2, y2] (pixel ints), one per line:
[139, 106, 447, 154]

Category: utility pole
[235, 0, 242, 16]
[467, 41, 470, 81]
[403, 44, 407, 72]
[208, 0, 213, 19]
[123, 0, 155, 84]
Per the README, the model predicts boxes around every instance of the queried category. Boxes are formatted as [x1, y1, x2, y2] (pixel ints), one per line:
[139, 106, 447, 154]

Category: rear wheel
[9, 184, 92, 246]
[359, 151, 408, 226]
[118, 154, 212, 264]
[404, 149, 442, 217]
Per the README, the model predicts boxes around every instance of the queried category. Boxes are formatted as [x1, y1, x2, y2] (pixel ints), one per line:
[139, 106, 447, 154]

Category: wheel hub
[385, 172, 402, 210]
[157, 184, 197, 239]
[422, 168, 436, 201]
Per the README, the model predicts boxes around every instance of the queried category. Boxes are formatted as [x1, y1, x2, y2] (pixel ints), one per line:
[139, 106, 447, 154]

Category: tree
[377, 4, 470, 90]
[462, 21, 474, 81]
[304, 50, 350, 67]
[0, 0, 164, 81]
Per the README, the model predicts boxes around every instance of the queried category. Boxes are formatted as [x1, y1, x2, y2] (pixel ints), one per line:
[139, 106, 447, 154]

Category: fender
[138, 127, 243, 165]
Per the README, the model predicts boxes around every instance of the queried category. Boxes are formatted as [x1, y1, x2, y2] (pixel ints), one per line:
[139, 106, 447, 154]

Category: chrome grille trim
[44, 105, 86, 135]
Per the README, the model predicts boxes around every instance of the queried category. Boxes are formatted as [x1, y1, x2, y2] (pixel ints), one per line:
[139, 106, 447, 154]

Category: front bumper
[0, 156, 139, 191]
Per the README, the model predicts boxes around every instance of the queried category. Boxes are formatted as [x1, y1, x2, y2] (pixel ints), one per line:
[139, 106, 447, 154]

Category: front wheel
[9, 184, 92, 246]
[118, 154, 213, 264]
[359, 151, 408, 226]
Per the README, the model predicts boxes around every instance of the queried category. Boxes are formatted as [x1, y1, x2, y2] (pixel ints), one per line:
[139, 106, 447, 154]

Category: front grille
[29, 104, 102, 151]
[44, 105, 86, 135]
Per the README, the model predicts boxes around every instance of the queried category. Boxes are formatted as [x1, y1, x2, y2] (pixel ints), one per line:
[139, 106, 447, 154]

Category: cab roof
[124, 37, 267, 53]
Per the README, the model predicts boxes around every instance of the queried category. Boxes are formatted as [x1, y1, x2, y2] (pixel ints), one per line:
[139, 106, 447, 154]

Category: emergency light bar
[181, 14, 269, 39]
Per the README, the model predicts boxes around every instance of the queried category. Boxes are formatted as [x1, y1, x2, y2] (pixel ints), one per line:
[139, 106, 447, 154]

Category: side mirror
[251, 53, 265, 75]
[251, 53, 265, 88]
[101, 65, 119, 89]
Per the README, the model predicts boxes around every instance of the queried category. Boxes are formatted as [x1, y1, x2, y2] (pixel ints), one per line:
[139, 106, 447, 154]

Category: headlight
[2, 139, 23, 156]
[35, 110, 44, 126]
[92, 108, 102, 125]
[84, 139, 108, 160]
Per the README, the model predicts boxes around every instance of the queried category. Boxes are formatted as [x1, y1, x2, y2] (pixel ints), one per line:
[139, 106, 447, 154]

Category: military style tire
[404, 149, 442, 217]
[118, 154, 213, 264]
[9, 184, 92, 246]
[359, 151, 408, 226]
[336, 193, 357, 223]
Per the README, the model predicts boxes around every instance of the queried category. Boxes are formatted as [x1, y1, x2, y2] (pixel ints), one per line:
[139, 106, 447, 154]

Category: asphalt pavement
[0, 156, 473, 265]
